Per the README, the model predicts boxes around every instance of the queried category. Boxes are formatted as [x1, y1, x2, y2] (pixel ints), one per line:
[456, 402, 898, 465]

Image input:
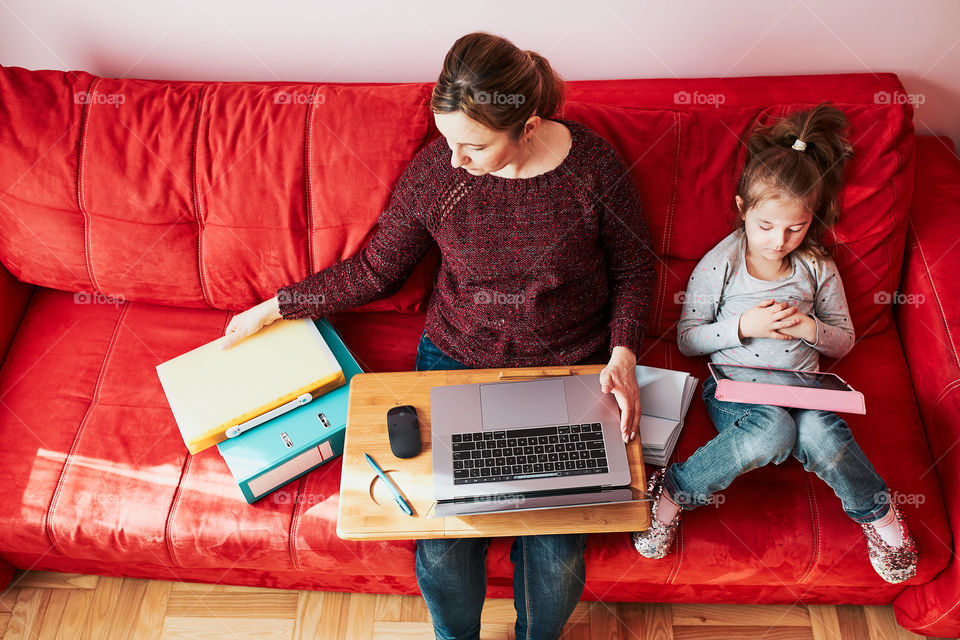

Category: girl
[631, 104, 918, 584]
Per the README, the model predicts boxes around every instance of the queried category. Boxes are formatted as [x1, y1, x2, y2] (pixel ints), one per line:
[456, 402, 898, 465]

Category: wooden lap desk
[336, 365, 651, 540]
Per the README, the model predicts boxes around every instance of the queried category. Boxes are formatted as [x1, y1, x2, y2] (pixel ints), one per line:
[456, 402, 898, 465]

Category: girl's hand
[599, 346, 642, 444]
[738, 299, 801, 340]
[772, 310, 817, 343]
[222, 297, 283, 349]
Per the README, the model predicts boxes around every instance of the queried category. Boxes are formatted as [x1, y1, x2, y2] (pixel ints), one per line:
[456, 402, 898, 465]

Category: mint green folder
[218, 319, 362, 503]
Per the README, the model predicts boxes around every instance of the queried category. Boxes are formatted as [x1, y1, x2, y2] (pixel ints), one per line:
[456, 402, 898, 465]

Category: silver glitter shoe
[632, 468, 681, 559]
[862, 503, 918, 584]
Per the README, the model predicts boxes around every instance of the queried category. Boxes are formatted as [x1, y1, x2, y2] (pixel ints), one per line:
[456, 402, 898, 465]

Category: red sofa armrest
[0, 261, 33, 369]
[892, 136, 960, 636]
[0, 262, 32, 586]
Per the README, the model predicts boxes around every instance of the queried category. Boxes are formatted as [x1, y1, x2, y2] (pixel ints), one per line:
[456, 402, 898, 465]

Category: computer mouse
[387, 405, 422, 458]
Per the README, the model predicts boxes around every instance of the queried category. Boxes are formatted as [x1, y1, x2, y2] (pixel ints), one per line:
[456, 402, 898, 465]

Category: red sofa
[0, 66, 958, 636]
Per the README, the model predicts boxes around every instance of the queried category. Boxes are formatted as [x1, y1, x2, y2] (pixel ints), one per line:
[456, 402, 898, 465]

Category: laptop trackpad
[479, 378, 569, 431]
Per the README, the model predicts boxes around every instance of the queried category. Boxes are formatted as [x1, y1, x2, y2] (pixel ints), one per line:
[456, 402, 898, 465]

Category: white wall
[2, 0, 958, 149]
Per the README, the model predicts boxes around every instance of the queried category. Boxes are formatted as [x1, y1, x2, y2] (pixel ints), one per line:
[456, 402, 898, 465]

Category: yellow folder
[157, 319, 345, 455]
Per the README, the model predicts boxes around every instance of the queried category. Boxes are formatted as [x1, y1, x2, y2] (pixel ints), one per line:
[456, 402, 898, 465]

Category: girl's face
[737, 192, 813, 262]
[433, 111, 533, 176]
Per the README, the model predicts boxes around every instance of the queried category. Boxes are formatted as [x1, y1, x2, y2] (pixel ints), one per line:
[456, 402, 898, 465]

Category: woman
[224, 32, 656, 640]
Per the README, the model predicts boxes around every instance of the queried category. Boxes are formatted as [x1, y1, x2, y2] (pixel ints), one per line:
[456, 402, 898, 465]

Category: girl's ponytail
[738, 103, 854, 257]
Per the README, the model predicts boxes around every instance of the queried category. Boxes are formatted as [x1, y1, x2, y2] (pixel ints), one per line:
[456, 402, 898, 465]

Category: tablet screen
[711, 364, 852, 391]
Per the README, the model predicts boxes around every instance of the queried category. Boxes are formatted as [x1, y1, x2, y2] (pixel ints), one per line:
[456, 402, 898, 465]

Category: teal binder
[218, 319, 362, 504]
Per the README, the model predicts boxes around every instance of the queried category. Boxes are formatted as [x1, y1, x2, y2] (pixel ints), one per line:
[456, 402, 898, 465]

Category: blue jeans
[664, 376, 890, 524]
[414, 332, 587, 640]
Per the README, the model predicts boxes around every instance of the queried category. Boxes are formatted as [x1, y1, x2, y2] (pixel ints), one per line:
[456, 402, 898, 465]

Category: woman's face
[433, 111, 529, 176]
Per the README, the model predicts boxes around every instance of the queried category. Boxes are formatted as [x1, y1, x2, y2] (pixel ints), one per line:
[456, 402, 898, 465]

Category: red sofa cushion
[0, 288, 425, 570]
[0, 288, 948, 592]
[0, 67, 438, 314]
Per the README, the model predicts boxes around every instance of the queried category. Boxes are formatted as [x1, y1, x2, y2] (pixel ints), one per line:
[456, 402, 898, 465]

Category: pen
[364, 452, 413, 516]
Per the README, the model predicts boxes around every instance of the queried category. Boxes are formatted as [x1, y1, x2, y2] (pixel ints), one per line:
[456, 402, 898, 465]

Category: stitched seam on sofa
[191, 84, 213, 308]
[881, 130, 905, 329]
[666, 521, 683, 585]
[797, 474, 821, 585]
[303, 87, 320, 275]
[935, 379, 960, 409]
[163, 449, 192, 569]
[163, 311, 229, 569]
[77, 76, 102, 296]
[44, 302, 128, 555]
[653, 112, 682, 336]
[288, 473, 308, 572]
[910, 579, 960, 630]
[909, 219, 960, 373]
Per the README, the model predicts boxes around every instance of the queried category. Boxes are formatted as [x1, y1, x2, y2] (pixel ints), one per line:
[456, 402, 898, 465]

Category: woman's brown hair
[736, 103, 854, 258]
[430, 32, 564, 141]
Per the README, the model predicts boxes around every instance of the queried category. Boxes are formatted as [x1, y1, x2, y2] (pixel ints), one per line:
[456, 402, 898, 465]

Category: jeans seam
[707, 399, 744, 421]
[522, 537, 532, 640]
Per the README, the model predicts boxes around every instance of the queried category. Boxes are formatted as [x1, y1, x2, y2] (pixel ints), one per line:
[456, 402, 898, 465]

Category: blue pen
[364, 452, 414, 516]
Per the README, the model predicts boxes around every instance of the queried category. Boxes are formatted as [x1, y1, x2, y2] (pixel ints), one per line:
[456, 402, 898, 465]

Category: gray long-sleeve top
[677, 230, 855, 371]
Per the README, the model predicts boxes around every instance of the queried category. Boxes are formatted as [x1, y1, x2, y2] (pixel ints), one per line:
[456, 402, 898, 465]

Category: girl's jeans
[414, 332, 587, 640]
[664, 376, 891, 524]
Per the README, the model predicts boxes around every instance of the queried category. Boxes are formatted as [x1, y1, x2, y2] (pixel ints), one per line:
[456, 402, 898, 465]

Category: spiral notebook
[157, 318, 345, 454]
[635, 366, 698, 466]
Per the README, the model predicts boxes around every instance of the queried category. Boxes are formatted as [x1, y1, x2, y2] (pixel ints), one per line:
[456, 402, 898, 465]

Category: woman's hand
[599, 346, 642, 444]
[738, 299, 801, 340]
[221, 297, 283, 349]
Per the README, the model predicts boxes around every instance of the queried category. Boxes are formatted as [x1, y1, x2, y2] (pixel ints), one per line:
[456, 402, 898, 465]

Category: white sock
[656, 489, 681, 525]
[871, 509, 904, 547]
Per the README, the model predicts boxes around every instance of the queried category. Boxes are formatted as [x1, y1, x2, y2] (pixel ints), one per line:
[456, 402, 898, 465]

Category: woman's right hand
[221, 296, 283, 349]
[738, 299, 800, 340]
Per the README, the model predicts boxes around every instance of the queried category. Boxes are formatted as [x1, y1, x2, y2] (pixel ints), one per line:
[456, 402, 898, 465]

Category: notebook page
[638, 415, 681, 449]
[635, 366, 689, 421]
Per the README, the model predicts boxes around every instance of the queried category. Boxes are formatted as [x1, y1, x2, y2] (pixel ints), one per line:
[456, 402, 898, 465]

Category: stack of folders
[157, 318, 361, 502]
[635, 366, 699, 467]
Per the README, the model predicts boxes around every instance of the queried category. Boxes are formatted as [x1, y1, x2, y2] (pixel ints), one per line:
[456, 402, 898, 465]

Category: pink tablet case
[708, 363, 866, 414]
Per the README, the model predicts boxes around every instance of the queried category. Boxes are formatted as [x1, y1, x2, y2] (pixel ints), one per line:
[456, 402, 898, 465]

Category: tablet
[708, 363, 865, 414]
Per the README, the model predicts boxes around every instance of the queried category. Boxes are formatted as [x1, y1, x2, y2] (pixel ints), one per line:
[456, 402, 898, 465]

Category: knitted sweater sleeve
[596, 146, 657, 358]
[275, 148, 436, 320]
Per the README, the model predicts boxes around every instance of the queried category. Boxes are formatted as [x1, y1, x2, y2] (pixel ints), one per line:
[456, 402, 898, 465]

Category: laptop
[429, 374, 636, 517]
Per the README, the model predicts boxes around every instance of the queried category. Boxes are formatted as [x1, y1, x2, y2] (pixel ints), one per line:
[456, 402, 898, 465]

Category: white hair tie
[791, 138, 807, 152]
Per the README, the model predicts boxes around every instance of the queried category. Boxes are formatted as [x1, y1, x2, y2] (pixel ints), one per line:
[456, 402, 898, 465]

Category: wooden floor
[0, 570, 947, 639]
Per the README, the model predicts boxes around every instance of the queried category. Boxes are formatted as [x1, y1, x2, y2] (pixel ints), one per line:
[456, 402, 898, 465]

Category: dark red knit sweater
[277, 118, 657, 368]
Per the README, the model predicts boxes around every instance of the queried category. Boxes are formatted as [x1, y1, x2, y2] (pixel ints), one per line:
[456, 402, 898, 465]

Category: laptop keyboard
[450, 423, 609, 485]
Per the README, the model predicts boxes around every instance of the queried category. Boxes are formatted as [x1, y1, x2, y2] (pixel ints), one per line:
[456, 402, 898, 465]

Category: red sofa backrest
[0, 67, 914, 340]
